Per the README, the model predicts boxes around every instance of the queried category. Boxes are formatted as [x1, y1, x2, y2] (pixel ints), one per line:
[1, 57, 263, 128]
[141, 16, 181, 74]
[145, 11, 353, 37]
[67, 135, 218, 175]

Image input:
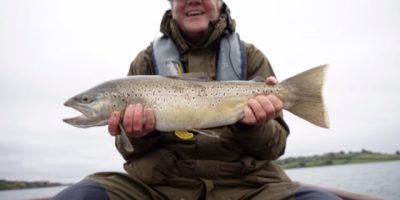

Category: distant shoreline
[0, 180, 70, 191]
[276, 149, 400, 169]
[2, 150, 399, 190]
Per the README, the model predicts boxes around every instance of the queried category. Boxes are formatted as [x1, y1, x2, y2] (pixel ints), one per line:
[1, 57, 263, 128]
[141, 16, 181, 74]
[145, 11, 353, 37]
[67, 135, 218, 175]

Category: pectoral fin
[190, 129, 220, 138]
[118, 123, 134, 153]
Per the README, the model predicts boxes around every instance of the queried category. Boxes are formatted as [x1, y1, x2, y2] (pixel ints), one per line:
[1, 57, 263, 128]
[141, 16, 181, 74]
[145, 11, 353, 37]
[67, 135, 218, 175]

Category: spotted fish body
[64, 65, 329, 133]
[113, 76, 285, 131]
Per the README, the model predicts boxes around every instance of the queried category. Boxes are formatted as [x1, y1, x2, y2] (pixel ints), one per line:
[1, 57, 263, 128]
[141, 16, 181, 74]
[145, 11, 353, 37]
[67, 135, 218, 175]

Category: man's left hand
[240, 76, 284, 125]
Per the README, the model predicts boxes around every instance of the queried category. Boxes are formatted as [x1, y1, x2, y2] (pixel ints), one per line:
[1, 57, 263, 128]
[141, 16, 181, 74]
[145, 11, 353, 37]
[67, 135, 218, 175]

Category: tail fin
[280, 65, 329, 128]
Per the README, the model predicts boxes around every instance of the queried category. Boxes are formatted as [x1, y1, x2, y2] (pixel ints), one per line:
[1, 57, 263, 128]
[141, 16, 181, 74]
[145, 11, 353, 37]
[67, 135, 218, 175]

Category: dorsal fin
[250, 76, 265, 82]
[166, 72, 212, 81]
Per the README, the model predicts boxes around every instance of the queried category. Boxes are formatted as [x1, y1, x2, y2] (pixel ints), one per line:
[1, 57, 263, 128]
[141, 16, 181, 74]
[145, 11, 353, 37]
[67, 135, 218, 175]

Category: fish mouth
[63, 100, 107, 128]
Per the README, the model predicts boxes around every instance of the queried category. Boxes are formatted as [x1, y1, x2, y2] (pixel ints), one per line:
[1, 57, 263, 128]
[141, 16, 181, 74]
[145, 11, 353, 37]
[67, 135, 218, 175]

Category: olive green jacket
[114, 4, 296, 197]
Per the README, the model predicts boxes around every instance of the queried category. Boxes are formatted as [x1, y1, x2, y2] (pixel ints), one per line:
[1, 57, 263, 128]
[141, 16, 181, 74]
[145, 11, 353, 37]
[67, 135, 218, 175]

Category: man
[53, 1, 340, 199]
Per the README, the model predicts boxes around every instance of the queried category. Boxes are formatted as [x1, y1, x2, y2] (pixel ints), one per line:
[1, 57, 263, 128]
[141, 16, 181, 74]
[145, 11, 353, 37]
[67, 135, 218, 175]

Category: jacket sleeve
[115, 47, 163, 161]
[230, 42, 290, 161]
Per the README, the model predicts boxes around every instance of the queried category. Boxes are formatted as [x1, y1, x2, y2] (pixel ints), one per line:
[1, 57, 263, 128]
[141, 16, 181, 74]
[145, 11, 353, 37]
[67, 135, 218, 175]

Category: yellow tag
[175, 131, 194, 140]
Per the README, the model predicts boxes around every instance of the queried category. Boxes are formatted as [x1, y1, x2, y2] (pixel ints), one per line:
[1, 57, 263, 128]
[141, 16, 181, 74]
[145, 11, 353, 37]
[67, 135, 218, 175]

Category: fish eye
[81, 95, 93, 104]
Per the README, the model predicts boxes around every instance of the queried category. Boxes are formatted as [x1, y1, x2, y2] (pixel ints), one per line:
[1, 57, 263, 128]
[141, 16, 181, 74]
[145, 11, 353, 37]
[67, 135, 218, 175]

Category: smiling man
[170, 0, 223, 43]
[53, 1, 340, 199]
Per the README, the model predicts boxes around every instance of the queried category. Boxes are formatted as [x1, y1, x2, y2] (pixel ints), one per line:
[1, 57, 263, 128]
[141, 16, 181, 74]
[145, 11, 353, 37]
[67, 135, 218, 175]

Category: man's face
[171, 0, 221, 41]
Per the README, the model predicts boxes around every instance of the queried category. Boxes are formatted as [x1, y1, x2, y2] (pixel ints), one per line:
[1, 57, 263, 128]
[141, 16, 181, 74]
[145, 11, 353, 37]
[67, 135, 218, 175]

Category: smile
[186, 11, 204, 17]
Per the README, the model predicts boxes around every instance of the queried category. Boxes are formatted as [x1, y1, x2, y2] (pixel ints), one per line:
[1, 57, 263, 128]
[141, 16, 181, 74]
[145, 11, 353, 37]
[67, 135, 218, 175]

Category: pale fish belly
[153, 95, 249, 131]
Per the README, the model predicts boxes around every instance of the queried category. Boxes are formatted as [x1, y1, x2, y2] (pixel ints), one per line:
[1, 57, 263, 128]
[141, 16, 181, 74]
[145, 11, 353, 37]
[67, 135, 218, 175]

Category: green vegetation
[0, 180, 65, 190]
[276, 149, 400, 169]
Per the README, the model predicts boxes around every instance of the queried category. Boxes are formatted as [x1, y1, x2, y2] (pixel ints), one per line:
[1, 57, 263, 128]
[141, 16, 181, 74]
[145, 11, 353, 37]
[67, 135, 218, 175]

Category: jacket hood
[159, 2, 236, 52]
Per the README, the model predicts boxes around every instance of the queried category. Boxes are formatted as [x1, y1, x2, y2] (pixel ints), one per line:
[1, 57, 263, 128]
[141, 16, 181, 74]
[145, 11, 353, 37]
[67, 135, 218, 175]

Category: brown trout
[64, 65, 329, 151]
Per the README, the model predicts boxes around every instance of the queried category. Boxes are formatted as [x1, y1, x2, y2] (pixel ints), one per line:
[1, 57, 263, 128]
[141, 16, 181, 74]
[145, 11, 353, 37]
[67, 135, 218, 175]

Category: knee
[295, 186, 342, 200]
[52, 179, 109, 200]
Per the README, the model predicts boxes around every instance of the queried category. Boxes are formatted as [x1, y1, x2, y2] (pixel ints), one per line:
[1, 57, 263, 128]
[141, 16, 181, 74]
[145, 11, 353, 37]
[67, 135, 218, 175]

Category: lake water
[0, 185, 68, 200]
[1, 161, 399, 200]
[285, 160, 400, 200]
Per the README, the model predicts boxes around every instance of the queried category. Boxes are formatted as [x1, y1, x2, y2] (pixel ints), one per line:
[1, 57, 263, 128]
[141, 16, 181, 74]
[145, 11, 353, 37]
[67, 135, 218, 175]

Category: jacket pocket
[124, 149, 177, 184]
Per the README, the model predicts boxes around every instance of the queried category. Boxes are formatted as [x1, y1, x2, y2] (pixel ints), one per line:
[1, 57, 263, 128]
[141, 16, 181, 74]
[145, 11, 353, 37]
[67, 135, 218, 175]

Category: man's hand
[108, 104, 156, 138]
[240, 76, 284, 125]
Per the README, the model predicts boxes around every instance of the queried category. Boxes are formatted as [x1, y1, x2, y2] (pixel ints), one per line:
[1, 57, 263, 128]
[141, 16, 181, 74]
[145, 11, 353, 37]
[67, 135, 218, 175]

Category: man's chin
[184, 25, 208, 36]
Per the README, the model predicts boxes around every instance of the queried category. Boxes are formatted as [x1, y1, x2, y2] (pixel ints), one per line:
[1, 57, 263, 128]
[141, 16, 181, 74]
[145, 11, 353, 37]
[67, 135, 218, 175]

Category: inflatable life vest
[151, 33, 246, 81]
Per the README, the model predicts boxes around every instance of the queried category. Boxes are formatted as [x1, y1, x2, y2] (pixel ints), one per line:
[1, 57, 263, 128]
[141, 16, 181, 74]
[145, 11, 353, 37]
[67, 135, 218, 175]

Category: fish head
[63, 88, 116, 128]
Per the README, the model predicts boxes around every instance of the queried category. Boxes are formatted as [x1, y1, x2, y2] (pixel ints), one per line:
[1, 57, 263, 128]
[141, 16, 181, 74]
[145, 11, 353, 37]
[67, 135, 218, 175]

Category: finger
[267, 95, 284, 113]
[266, 76, 278, 86]
[248, 98, 267, 123]
[123, 104, 135, 133]
[108, 112, 121, 136]
[132, 104, 144, 133]
[241, 105, 256, 125]
[143, 108, 155, 133]
[255, 95, 276, 121]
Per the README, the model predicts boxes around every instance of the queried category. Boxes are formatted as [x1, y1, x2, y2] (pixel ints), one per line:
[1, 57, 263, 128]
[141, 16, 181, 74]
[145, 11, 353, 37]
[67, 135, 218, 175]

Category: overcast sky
[1, 0, 399, 183]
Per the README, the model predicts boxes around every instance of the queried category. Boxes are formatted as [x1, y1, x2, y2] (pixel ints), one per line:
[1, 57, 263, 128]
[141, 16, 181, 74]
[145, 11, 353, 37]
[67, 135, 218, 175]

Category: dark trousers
[52, 179, 110, 200]
[52, 179, 341, 200]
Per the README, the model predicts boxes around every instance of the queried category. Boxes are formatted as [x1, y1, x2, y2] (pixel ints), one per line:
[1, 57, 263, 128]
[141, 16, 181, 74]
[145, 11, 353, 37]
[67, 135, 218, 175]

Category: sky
[0, 0, 399, 183]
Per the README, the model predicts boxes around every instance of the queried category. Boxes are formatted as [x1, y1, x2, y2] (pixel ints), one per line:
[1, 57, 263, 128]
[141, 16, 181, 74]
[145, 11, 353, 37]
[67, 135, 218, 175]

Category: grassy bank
[276, 150, 400, 169]
[0, 180, 65, 190]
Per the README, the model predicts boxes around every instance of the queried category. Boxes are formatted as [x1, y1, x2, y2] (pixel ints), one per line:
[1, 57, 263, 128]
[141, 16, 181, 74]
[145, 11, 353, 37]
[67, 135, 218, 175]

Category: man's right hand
[108, 104, 156, 138]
